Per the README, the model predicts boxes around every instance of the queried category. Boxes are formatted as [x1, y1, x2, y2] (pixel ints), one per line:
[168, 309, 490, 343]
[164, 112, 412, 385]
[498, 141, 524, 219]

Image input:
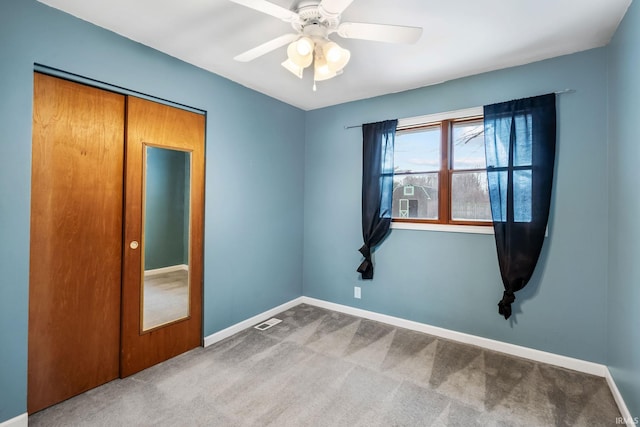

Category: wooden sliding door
[28, 73, 125, 413]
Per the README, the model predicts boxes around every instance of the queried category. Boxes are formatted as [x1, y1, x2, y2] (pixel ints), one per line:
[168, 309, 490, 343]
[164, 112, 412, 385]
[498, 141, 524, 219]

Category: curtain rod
[343, 89, 575, 130]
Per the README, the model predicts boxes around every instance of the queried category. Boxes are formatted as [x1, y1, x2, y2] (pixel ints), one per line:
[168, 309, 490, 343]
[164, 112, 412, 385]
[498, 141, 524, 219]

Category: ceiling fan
[230, 0, 423, 90]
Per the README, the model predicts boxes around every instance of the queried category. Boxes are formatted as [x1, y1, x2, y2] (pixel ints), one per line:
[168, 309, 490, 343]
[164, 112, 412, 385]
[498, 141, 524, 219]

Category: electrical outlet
[354, 286, 361, 299]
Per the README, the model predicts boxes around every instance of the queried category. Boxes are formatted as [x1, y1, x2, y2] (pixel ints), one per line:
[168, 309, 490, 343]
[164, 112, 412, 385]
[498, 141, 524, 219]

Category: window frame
[392, 107, 493, 228]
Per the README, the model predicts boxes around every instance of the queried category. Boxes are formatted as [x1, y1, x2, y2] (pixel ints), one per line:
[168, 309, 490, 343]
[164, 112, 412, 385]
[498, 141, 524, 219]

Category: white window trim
[397, 106, 483, 128]
[391, 222, 494, 234]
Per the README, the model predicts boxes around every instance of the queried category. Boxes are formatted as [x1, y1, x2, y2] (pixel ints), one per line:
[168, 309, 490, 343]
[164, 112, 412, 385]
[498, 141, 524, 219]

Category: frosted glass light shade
[323, 42, 350, 72]
[296, 37, 314, 56]
[281, 59, 304, 78]
[324, 42, 342, 62]
[287, 41, 313, 68]
[314, 56, 337, 81]
[281, 59, 304, 79]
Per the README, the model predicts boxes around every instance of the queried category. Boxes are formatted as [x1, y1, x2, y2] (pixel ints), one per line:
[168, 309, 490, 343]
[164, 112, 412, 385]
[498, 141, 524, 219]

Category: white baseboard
[144, 264, 188, 277]
[203, 297, 304, 347]
[202, 295, 631, 421]
[0, 413, 27, 427]
[301, 297, 607, 377]
[606, 369, 636, 425]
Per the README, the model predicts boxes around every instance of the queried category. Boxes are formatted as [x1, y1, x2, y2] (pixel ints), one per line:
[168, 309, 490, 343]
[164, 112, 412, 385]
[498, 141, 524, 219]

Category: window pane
[514, 169, 532, 222]
[513, 114, 532, 167]
[451, 172, 492, 221]
[487, 170, 507, 222]
[392, 174, 438, 219]
[394, 126, 440, 173]
[452, 121, 486, 170]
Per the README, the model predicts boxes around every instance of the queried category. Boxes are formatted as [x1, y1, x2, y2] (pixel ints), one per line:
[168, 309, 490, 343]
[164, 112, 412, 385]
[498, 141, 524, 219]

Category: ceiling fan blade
[229, 0, 298, 22]
[319, 0, 355, 15]
[338, 22, 423, 44]
[234, 33, 299, 62]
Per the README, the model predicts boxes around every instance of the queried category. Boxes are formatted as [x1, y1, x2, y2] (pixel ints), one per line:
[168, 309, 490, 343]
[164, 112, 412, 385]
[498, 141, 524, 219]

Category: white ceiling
[38, 0, 631, 111]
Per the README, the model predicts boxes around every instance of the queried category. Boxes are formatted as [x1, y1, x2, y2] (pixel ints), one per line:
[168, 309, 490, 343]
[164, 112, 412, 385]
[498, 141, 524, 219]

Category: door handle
[129, 240, 139, 250]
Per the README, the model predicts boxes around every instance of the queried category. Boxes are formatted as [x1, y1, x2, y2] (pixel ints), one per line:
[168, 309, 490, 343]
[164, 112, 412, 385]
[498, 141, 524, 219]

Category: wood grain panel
[28, 73, 125, 413]
[121, 96, 204, 377]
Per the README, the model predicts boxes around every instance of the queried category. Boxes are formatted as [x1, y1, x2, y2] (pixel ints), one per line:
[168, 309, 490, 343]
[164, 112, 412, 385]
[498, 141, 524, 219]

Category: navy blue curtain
[357, 120, 397, 280]
[484, 94, 556, 319]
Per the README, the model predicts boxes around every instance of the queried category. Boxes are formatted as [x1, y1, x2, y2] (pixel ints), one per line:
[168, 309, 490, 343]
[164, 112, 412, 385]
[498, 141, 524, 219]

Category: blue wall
[608, 0, 640, 419]
[1, 0, 638, 423]
[0, 0, 305, 421]
[303, 49, 609, 363]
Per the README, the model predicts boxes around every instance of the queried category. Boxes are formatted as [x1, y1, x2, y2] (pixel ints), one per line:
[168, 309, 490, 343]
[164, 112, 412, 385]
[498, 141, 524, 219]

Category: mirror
[142, 145, 191, 331]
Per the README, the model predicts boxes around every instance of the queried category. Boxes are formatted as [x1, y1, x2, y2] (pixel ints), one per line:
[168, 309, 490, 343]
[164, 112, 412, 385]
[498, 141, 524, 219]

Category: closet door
[28, 73, 125, 413]
[120, 96, 204, 376]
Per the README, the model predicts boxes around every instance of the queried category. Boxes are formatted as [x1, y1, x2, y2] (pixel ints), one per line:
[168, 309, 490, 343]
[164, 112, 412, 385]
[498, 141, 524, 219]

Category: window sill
[391, 222, 549, 237]
[391, 222, 494, 234]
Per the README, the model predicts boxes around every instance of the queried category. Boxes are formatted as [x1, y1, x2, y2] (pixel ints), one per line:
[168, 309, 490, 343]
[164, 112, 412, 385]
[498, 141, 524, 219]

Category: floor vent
[254, 318, 282, 331]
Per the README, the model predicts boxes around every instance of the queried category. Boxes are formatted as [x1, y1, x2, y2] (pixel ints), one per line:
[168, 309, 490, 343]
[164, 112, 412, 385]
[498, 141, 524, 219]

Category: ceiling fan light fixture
[287, 41, 313, 68]
[230, 0, 425, 92]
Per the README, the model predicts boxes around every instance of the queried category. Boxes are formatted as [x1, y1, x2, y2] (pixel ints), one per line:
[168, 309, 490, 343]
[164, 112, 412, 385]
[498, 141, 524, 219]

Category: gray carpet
[30, 303, 621, 426]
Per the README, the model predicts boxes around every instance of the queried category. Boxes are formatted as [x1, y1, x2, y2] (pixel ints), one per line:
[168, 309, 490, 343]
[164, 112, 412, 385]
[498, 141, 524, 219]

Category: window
[392, 109, 492, 226]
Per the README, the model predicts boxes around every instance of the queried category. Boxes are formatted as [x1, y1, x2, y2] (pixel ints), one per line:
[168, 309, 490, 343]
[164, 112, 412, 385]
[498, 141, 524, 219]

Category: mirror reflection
[142, 145, 191, 331]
